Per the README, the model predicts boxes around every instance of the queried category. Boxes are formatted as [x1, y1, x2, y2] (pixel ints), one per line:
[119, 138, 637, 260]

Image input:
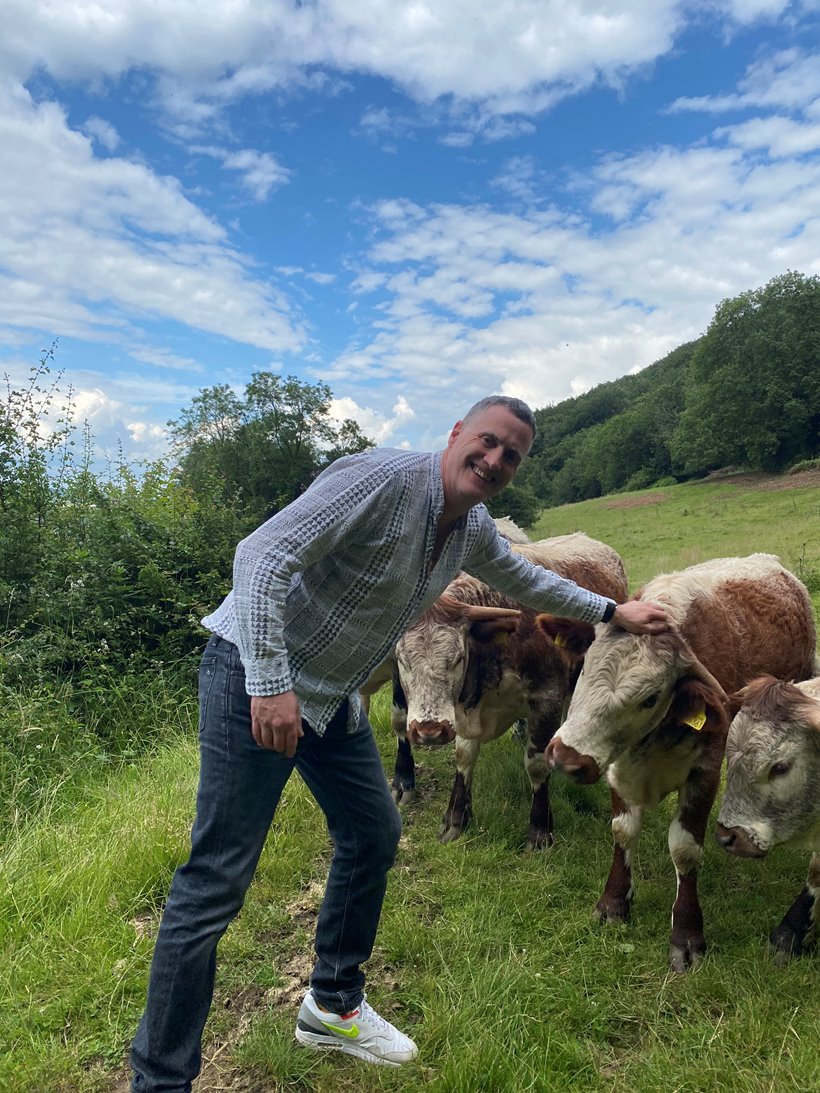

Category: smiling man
[129, 395, 667, 1092]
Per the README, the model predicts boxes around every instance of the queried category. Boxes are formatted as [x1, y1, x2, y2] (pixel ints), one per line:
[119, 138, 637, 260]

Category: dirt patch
[603, 468, 820, 509]
[603, 492, 668, 509]
[722, 469, 820, 491]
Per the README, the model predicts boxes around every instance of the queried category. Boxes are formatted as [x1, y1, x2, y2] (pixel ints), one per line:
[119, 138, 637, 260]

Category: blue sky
[2, 1, 820, 462]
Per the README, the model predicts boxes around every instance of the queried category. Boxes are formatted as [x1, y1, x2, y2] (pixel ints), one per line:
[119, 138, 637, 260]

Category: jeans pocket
[198, 654, 219, 736]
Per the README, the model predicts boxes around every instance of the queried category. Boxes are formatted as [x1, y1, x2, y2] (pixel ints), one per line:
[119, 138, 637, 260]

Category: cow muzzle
[545, 737, 601, 784]
[714, 823, 767, 858]
[407, 720, 456, 746]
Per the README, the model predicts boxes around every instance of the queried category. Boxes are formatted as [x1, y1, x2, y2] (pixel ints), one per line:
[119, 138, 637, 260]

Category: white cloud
[193, 145, 292, 201]
[1, 0, 798, 126]
[328, 392, 416, 445]
[0, 82, 303, 352]
[439, 131, 474, 148]
[669, 49, 820, 115]
[718, 115, 820, 157]
[81, 116, 121, 151]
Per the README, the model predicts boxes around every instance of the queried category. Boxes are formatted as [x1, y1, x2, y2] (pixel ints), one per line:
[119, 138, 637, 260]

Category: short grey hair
[462, 396, 537, 439]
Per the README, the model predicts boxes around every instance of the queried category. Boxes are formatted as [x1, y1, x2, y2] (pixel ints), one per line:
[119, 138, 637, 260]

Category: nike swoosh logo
[320, 1019, 359, 1038]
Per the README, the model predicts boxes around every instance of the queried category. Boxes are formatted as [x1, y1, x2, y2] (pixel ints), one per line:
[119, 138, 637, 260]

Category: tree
[671, 271, 820, 475]
[169, 373, 373, 520]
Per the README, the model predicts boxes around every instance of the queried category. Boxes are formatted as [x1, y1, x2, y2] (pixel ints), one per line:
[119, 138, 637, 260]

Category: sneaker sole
[294, 1026, 407, 1067]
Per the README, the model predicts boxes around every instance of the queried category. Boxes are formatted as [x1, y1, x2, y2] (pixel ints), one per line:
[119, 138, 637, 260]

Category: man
[130, 396, 667, 1089]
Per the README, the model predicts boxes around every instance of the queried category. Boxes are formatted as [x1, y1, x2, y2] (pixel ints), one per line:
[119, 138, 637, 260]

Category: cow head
[545, 626, 727, 783]
[716, 675, 820, 857]
[397, 601, 520, 747]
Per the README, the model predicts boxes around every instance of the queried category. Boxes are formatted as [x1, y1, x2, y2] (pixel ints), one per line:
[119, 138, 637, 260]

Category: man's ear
[447, 420, 463, 446]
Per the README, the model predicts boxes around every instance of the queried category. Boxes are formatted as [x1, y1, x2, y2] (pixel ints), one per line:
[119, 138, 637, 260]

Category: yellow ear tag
[683, 706, 707, 732]
[492, 631, 510, 647]
[553, 635, 566, 648]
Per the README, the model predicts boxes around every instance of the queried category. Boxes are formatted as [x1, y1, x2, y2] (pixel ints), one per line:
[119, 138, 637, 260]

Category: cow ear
[727, 688, 747, 718]
[535, 614, 596, 660]
[672, 678, 729, 735]
[469, 616, 519, 645]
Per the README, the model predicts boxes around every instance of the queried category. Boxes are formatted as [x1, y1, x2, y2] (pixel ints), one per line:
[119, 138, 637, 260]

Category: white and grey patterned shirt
[202, 447, 611, 734]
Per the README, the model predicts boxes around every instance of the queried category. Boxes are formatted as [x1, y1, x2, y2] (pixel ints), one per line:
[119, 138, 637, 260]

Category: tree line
[517, 270, 820, 507]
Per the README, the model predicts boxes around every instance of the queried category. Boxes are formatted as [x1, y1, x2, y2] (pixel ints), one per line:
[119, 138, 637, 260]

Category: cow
[716, 674, 820, 959]
[358, 516, 529, 717]
[493, 515, 530, 544]
[391, 532, 628, 849]
[545, 554, 816, 972]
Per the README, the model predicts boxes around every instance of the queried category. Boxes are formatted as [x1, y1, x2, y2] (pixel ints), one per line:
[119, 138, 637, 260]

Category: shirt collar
[429, 450, 467, 530]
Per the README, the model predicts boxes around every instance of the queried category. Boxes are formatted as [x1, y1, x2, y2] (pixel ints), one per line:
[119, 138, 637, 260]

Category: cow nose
[408, 720, 455, 746]
[714, 823, 736, 849]
[545, 738, 601, 784]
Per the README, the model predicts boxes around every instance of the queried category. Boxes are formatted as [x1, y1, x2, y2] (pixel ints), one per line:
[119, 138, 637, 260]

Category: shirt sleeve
[232, 454, 404, 695]
[462, 511, 612, 624]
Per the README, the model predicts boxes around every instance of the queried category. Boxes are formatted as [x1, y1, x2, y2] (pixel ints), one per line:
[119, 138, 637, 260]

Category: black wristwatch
[601, 599, 617, 623]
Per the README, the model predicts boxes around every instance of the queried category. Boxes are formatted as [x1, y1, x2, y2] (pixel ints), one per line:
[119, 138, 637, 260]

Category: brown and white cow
[358, 516, 529, 717]
[716, 674, 820, 959]
[545, 554, 816, 972]
[391, 532, 628, 849]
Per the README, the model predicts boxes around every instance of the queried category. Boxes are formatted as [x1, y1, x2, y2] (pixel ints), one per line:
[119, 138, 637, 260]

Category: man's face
[441, 405, 533, 513]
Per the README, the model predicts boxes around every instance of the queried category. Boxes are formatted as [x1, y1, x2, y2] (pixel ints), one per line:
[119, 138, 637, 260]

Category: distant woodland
[493, 270, 820, 525]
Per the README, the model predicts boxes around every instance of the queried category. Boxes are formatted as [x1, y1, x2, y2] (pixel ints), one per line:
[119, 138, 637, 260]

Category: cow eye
[769, 761, 791, 779]
[641, 694, 658, 708]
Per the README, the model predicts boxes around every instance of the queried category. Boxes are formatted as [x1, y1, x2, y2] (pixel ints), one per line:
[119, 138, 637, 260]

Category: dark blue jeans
[130, 635, 402, 1092]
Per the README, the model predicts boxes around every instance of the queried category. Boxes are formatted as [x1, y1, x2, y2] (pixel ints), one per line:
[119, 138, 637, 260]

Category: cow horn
[678, 642, 727, 701]
[460, 605, 521, 621]
[437, 594, 520, 621]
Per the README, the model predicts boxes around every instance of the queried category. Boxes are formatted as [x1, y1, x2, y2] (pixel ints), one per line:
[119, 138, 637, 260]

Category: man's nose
[484, 446, 503, 469]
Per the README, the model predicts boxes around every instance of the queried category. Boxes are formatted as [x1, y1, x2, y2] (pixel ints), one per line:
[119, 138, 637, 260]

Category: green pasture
[1, 474, 818, 1092]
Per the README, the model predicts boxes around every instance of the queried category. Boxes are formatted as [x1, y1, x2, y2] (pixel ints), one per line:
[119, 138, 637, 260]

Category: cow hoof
[595, 897, 630, 924]
[526, 829, 555, 852]
[669, 940, 705, 974]
[767, 925, 813, 962]
[391, 783, 416, 806]
[438, 822, 465, 843]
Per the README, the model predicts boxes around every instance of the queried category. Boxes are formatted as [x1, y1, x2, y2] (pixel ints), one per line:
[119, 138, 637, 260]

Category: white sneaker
[294, 989, 418, 1066]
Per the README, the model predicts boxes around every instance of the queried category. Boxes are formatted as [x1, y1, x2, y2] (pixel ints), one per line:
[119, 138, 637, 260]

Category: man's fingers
[250, 692, 303, 752]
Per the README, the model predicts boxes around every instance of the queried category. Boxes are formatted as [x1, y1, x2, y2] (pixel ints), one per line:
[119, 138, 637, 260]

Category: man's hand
[611, 601, 669, 635]
[251, 692, 304, 756]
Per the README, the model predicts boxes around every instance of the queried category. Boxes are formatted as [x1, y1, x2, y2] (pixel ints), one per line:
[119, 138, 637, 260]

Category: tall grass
[2, 475, 819, 1092]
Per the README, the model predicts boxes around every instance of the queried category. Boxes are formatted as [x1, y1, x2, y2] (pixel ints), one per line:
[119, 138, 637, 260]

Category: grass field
[1, 473, 818, 1092]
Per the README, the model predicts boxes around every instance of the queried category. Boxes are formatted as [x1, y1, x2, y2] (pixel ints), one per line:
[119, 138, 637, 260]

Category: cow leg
[391, 736, 415, 806]
[439, 736, 481, 843]
[768, 852, 819, 960]
[524, 745, 553, 851]
[597, 789, 643, 923]
[523, 705, 561, 850]
[667, 761, 722, 973]
[390, 678, 415, 805]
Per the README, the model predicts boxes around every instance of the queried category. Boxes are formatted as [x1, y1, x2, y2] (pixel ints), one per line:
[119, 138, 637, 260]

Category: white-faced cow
[392, 533, 628, 849]
[545, 554, 816, 972]
[716, 674, 820, 959]
[358, 516, 529, 717]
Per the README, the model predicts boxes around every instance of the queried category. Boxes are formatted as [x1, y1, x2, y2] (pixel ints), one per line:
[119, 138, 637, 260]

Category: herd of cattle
[361, 519, 820, 972]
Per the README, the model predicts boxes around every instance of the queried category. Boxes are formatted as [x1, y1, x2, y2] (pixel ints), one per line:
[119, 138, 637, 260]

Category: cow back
[513, 533, 628, 603]
[640, 555, 816, 693]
